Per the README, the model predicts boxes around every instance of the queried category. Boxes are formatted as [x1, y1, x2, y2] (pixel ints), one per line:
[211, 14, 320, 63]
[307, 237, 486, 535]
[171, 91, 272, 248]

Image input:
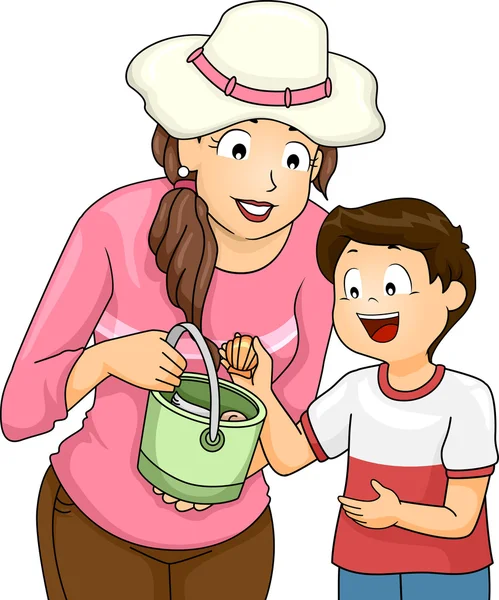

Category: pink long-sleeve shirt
[1, 177, 333, 549]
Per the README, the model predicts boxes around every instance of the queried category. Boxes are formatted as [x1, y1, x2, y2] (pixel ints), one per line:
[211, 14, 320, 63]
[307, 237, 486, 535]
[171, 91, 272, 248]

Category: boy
[221, 198, 498, 600]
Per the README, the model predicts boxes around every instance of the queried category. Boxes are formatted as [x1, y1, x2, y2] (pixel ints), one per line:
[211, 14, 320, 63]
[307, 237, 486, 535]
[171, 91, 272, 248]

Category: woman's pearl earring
[178, 166, 189, 178]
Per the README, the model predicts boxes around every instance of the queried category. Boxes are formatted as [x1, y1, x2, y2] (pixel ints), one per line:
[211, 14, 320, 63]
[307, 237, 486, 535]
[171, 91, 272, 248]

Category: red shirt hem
[332, 558, 494, 575]
[447, 465, 495, 478]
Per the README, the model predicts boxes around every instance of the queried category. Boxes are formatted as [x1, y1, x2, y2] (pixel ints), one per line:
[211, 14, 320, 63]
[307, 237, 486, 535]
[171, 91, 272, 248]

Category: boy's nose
[368, 297, 379, 303]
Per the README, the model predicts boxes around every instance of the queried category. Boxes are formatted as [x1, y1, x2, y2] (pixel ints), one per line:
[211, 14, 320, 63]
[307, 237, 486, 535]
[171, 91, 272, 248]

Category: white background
[1, 1, 498, 598]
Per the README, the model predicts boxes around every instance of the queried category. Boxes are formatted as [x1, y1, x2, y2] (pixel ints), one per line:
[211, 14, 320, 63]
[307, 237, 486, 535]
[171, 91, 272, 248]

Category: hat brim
[126, 35, 385, 147]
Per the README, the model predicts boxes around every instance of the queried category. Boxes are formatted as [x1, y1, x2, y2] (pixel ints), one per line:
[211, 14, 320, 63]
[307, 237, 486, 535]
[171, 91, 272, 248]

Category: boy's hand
[221, 333, 257, 379]
[338, 480, 401, 529]
[220, 336, 273, 397]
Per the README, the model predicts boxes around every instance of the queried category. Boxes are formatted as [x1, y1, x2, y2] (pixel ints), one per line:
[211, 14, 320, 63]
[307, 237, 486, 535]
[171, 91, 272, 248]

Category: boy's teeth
[239, 202, 271, 216]
[358, 312, 399, 319]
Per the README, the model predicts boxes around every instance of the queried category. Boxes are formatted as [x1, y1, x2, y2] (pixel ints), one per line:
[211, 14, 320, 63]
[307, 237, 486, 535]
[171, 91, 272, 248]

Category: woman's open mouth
[231, 197, 275, 223]
[357, 312, 399, 343]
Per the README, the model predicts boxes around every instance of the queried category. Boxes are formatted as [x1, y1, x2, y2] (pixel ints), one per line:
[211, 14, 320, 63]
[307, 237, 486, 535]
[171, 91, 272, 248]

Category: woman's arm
[1, 203, 187, 441]
[271, 263, 334, 422]
[1, 209, 113, 441]
[340, 476, 490, 538]
[65, 330, 187, 410]
[66, 342, 110, 410]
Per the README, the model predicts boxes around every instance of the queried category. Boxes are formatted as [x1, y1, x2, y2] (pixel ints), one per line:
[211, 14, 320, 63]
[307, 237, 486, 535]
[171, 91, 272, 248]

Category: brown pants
[37, 466, 274, 599]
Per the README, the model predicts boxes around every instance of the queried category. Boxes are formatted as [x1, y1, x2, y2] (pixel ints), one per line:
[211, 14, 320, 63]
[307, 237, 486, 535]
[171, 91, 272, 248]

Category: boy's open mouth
[357, 312, 399, 343]
[231, 197, 275, 222]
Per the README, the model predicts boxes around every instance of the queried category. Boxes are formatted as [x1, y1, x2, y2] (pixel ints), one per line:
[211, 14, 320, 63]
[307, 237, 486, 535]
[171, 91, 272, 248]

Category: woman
[0, 2, 384, 599]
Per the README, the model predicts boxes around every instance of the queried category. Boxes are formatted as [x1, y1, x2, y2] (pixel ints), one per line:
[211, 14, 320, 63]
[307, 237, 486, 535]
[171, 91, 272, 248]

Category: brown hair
[150, 124, 338, 368]
[316, 198, 476, 360]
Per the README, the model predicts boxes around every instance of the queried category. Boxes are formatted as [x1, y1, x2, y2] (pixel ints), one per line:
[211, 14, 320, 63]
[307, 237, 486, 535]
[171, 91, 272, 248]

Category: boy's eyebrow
[289, 126, 297, 131]
[388, 245, 401, 250]
[250, 119, 259, 124]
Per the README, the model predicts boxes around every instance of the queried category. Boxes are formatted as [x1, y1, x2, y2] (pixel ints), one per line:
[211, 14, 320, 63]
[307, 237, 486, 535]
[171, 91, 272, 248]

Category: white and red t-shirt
[301, 364, 498, 574]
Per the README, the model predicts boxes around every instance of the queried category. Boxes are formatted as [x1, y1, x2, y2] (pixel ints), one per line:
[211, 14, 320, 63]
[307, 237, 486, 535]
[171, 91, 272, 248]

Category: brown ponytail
[149, 124, 338, 368]
[149, 126, 220, 368]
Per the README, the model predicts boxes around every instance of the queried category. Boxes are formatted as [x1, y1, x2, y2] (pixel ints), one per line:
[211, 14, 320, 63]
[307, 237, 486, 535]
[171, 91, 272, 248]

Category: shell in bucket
[137, 324, 266, 504]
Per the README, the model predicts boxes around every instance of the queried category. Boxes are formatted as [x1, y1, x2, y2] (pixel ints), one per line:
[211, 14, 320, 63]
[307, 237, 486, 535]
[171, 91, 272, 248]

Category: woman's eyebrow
[388, 245, 401, 250]
[289, 126, 297, 131]
[347, 249, 358, 254]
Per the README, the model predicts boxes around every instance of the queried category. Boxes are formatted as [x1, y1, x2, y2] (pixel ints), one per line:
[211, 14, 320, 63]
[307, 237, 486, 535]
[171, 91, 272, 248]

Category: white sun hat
[126, 1, 385, 147]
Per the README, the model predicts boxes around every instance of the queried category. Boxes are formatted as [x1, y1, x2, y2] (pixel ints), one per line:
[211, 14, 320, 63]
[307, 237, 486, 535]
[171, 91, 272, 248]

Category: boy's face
[333, 242, 465, 363]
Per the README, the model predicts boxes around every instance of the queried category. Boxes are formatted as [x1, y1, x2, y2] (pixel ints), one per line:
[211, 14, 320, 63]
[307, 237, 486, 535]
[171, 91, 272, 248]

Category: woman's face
[178, 119, 322, 240]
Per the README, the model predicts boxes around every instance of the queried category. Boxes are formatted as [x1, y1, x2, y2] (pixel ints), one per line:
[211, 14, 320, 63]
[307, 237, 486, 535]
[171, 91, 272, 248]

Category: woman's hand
[100, 331, 191, 508]
[66, 330, 186, 409]
[151, 408, 248, 511]
[152, 488, 211, 512]
[338, 480, 401, 529]
[220, 335, 273, 398]
[99, 330, 187, 391]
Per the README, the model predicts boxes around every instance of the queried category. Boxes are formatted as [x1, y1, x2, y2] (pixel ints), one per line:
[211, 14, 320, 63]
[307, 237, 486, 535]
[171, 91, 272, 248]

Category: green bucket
[137, 323, 266, 504]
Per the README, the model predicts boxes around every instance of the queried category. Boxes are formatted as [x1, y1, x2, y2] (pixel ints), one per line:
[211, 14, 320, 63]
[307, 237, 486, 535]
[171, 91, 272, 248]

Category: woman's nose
[266, 170, 277, 193]
[368, 297, 379, 303]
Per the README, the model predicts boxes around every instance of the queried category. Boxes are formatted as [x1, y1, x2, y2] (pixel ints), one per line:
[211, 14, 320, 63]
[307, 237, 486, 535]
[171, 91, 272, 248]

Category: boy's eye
[282, 142, 310, 172]
[217, 130, 251, 160]
[344, 268, 362, 299]
[383, 264, 412, 296]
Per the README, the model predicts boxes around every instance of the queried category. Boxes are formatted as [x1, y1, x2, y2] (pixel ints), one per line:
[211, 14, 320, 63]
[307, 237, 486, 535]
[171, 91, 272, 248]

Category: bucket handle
[165, 323, 221, 446]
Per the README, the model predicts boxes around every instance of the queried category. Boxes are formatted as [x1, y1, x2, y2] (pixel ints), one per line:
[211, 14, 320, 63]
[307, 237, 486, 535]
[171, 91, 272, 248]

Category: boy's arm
[225, 337, 351, 475]
[340, 378, 497, 538]
[224, 339, 316, 475]
[340, 476, 490, 538]
[397, 476, 489, 537]
[257, 388, 316, 475]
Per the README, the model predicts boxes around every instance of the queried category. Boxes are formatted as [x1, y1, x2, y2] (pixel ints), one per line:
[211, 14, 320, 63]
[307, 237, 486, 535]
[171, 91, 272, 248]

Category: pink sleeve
[271, 266, 333, 423]
[1, 209, 113, 441]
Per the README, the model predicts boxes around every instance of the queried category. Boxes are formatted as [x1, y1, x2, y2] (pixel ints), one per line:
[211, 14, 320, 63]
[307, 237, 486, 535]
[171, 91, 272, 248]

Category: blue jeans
[339, 568, 490, 600]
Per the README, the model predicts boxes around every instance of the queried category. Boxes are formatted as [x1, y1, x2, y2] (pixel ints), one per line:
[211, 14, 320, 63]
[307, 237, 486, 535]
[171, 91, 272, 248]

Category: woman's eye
[344, 268, 363, 300]
[383, 264, 412, 296]
[217, 130, 251, 160]
[282, 142, 310, 172]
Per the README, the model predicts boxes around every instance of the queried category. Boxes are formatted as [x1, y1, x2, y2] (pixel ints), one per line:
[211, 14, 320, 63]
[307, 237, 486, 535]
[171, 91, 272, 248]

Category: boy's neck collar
[378, 362, 445, 401]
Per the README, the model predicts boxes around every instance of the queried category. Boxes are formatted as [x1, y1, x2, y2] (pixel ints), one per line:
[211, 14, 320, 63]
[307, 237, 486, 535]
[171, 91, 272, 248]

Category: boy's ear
[444, 281, 467, 311]
[178, 138, 202, 171]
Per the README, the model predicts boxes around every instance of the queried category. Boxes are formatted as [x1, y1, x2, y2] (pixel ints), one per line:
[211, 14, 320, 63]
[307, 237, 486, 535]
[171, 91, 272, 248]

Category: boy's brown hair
[317, 198, 476, 360]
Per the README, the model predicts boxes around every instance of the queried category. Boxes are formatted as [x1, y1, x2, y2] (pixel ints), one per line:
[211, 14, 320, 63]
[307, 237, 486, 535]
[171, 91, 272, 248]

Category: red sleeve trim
[447, 465, 495, 479]
[300, 411, 328, 462]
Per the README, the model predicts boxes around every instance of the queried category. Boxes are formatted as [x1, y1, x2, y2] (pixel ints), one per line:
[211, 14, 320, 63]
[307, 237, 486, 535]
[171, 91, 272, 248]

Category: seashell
[224, 334, 258, 378]
[220, 410, 247, 422]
